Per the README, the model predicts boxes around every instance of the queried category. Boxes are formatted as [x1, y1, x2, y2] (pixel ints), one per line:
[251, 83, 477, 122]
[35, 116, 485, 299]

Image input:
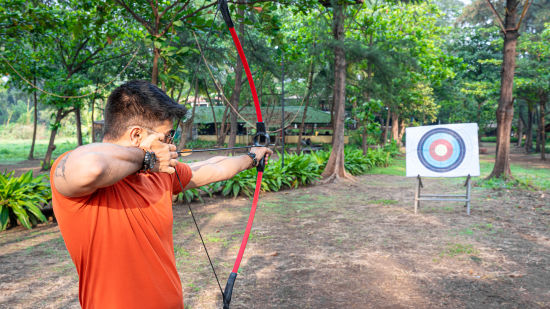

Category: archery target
[406, 124, 480, 177]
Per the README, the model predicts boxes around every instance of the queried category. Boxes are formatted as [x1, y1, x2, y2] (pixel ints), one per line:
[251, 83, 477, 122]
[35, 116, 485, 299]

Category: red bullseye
[429, 139, 453, 161]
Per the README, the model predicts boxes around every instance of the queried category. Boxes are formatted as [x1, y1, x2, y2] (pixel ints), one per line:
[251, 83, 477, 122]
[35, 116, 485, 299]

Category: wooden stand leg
[465, 175, 471, 215]
[414, 175, 422, 214]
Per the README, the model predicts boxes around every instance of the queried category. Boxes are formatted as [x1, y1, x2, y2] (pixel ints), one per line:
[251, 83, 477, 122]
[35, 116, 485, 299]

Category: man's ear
[128, 127, 144, 147]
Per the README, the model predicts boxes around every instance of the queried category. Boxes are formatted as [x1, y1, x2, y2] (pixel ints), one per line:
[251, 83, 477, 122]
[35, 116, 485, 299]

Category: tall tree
[484, 0, 532, 178]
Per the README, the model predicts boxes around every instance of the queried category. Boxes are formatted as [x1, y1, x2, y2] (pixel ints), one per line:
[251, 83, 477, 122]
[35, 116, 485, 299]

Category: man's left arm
[184, 147, 272, 190]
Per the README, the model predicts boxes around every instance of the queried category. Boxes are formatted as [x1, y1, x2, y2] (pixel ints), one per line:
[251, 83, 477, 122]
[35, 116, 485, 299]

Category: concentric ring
[417, 128, 466, 173]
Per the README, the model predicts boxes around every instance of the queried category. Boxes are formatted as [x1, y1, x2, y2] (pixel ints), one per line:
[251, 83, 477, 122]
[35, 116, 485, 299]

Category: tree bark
[217, 106, 230, 145]
[28, 79, 38, 160]
[525, 104, 534, 152]
[178, 80, 199, 149]
[42, 108, 72, 170]
[152, 47, 161, 85]
[516, 105, 524, 147]
[398, 118, 406, 146]
[361, 126, 368, 155]
[321, 3, 351, 182]
[488, 0, 521, 179]
[75, 107, 83, 146]
[534, 109, 542, 152]
[391, 111, 399, 143]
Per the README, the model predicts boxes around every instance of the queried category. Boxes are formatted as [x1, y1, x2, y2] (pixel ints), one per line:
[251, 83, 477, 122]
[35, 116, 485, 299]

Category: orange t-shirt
[51, 153, 192, 309]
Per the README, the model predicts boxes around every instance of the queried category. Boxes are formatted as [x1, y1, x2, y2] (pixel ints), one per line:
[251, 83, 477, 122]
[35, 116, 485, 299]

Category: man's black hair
[103, 80, 187, 140]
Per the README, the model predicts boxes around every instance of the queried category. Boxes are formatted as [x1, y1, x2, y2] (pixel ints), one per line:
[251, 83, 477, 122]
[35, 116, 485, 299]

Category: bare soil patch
[2, 169, 550, 308]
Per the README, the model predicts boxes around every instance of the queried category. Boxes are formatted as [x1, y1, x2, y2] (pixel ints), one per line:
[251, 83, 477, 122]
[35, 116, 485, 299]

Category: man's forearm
[91, 143, 146, 187]
[186, 155, 253, 189]
[54, 143, 144, 197]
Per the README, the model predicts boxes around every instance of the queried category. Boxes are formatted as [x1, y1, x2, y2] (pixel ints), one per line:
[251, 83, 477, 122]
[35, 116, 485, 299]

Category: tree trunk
[28, 81, 38, 160]
[321, 3, 351, 182]
[540, 91, 547, 160]
[383, 106, 390, 145]
[297, 60, 315, 153]
[361, 126, 368, 155]
[178, 81, 199, 149]
[227, 7, 246, 153]
[516, 106, 524, 147]
[42, 108, 71, 170]
[217, 106, 230, 145]
[398, 119, 406, 146]
[488, 0, 521, 179]
[391, 111, 399, 143]
[151, 47, 161, 85]
[525, 105, 534, 152]
[534, 107, 542, 152]
[75, 107, 83, 146]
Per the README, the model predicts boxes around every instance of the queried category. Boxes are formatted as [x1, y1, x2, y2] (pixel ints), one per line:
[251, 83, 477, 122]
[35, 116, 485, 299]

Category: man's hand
[140, 132, 178, 174]
[248, 147, 273, 167]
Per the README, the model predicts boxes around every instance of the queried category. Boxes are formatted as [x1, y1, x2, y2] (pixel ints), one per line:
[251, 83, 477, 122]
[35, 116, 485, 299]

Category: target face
[417, 128, 466, 173]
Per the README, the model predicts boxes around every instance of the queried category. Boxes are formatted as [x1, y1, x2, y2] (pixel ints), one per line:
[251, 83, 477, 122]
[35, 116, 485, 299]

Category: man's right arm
[53, 143, 145, 198]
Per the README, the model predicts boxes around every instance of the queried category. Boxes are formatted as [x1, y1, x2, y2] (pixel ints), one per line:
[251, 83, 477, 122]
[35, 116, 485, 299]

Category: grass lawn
[0, 139, 77, 164]
[369, 155, 550, 191]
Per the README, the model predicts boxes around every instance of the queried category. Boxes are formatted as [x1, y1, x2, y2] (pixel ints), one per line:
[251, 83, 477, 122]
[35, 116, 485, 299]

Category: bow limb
[218, 1, 269, 308]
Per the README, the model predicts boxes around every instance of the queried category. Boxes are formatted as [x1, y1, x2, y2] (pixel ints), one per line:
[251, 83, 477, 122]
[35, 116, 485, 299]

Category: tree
[483, 0, 532, 178]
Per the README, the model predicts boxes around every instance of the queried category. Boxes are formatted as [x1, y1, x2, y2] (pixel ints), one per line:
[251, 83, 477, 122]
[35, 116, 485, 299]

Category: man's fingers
[163, 166, 176, 174]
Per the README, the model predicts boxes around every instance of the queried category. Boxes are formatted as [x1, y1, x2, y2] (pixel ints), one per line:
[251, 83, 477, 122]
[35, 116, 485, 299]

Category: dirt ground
[1, 148, 550, 308]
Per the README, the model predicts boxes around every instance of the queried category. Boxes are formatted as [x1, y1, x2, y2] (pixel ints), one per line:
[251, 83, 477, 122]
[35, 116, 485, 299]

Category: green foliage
[477, 177, 538, 191]
[440, 243, 478, 257]
[382, 140, 401, 157]
[179, 188, 203, 203]
[0, 170, 50, 231]
[281, 152, 323, 188]
[222, 168, 257, 197]
[0, 138, 77, 163]
[194, 147, 397, 198]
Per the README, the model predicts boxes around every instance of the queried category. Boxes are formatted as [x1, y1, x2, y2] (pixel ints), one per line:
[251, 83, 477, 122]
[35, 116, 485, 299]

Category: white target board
[406, 123, 480, 177]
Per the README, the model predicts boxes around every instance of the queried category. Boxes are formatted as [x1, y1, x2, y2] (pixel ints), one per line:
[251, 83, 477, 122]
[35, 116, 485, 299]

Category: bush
[177, 144, 398, 200]
[0, 170, 51, 231]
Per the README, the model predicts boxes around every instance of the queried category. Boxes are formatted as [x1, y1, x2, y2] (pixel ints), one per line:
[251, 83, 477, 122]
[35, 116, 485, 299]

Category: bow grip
[223, 272, 237, 309]
[218, 0, 234, 28]
[253, 122, 270, 172]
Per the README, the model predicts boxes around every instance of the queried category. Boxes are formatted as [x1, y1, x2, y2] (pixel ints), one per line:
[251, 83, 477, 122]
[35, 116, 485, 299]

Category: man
[50, 80, 272, 309]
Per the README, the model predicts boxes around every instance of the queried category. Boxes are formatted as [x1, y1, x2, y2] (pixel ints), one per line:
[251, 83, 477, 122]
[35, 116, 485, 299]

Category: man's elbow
[77, 153, 108, 187]
[56, 153, 107, 197]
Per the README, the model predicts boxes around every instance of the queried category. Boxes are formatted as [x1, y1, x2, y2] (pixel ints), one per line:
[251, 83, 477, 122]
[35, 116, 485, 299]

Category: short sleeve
[172, 162, 192, 194]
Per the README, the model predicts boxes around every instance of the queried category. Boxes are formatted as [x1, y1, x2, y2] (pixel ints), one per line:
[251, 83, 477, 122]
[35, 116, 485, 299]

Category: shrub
[344, 148, 373, 175]
[181, 145, 397, 199]
[282, 152, 322, 188]
[0, 170, 51, 231]
[221, 168, 257, 197]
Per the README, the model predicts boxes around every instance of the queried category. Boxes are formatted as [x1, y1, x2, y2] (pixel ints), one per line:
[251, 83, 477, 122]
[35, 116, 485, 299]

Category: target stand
[406, 123, 480, 216]
[414, 175, 472, 215]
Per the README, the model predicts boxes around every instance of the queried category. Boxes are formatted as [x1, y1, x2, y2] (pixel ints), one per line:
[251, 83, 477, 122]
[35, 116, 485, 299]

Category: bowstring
[175, 171, 224, 297]
[172, 6, 226, 299]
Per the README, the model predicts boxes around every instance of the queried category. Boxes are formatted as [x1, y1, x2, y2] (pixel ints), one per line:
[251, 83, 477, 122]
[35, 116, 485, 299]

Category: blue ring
[417, 128, 466, 173]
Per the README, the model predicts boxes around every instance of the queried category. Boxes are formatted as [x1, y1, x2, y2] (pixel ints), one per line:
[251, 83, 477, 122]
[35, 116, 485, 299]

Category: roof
[192, 106, 331, 127]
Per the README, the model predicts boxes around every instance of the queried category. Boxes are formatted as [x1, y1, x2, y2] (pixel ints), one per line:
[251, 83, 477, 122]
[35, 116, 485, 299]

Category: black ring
[417, 128, 466, 173]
